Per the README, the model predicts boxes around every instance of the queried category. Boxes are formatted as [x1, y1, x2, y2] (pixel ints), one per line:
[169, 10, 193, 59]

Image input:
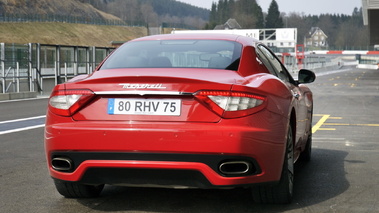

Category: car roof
[131, 33, 259, 47]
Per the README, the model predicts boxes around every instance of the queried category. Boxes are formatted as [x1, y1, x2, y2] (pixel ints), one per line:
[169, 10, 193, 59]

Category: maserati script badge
[119, 83, 167, 89]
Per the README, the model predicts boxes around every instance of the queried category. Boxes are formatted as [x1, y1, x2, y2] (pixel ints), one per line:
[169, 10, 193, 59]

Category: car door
[256, 44, 309, 152]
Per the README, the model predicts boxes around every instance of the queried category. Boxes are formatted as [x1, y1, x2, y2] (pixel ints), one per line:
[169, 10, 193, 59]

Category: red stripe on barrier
[366, 51, 379, 55]
[327, 51, 343, 54]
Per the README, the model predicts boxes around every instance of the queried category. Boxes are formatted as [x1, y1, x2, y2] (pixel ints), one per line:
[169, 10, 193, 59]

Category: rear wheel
[300, 109, 313, 162]
[54, 179, 104, 198]
[300, 131, 312, 162]
[252, 125, 294, 204]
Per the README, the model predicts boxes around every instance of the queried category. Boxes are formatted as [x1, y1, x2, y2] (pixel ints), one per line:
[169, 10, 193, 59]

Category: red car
[44, 33, 315, 204]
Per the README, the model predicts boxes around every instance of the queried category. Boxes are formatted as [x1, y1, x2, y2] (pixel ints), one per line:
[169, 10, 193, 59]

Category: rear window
[100, 40, 242, 71]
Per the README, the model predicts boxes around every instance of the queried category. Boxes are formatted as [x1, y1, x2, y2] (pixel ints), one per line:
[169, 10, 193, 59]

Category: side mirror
[298, 69, 316, 84]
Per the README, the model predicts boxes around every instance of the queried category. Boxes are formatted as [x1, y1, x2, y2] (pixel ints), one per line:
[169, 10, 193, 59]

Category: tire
[252, 125, 294, 204]
[54, 179, 104, 198]
[300, 109, 313, 162]
[299, 131, 312, 162]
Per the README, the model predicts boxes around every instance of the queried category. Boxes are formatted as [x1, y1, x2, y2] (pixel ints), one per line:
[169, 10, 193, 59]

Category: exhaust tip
[51, 157, 73, 171]
[219, 161, 251, 175]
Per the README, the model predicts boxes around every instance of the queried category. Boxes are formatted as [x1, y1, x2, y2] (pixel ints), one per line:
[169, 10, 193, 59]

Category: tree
[265, 0, 283, 28]
[209, 2, 218, 23]
[140, 3, 158, 27]
[253, 3, 265, 28]
[107, 0, 140, 25]
[208, 0, 264, 29]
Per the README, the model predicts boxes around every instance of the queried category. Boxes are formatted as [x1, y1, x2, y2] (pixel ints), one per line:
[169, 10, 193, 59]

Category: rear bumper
[45, 111, 288, 188]
[49, 152, 261, 187]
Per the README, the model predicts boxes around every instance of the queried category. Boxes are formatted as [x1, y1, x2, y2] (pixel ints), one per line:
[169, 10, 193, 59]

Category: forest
[85, 0, 371, 49]
[86, 0, 209, 29]
[0, 0, 368, 49]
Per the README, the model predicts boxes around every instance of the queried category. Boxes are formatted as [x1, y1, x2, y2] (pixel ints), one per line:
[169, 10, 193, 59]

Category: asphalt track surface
[1, 66, 379, 212]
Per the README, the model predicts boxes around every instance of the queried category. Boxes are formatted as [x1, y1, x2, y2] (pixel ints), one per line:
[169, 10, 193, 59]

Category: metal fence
[0, 43, 114, 96]
[0, 14, 197, 29]
[0, 14, 140, 27]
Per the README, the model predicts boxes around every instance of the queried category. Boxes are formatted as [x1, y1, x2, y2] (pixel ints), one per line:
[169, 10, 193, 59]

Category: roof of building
[307, 27, 328, 38]
[214, 18, 242, 30]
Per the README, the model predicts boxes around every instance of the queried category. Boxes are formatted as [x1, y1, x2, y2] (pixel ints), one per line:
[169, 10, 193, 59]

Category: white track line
[0, 115, 46, 135]
[0, 115, 46, 125]
[0, 124, 45, 135]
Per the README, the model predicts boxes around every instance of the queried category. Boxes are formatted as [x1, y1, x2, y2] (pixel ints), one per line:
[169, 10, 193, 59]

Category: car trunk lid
[70, 69, 244, 122]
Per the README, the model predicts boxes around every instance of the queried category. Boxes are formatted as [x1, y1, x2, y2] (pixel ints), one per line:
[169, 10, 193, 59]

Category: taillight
[195, 91, 265, 118]
[49, 89, 95, 116]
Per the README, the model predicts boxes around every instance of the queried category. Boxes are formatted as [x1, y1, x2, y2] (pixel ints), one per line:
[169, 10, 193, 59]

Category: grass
[0, 22, 149, 47]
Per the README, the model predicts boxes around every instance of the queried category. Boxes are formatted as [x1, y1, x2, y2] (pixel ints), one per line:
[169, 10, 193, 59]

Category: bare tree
[286, 12, 309, 44]
[140, 3, 158, 27]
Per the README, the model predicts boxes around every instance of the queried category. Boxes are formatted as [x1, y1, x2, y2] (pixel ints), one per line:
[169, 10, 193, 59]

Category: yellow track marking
[312, 114, 330, 133]
[324, 123, 379, 127]
[329, 117, 342, 119]
[311, 115, 379, 134]
[318, 128, 336, 131]
[323, 123, 350, 126]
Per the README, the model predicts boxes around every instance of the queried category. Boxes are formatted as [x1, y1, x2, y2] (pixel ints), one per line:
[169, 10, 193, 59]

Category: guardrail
[283, 51, 379, 73]
[282, 54, 344, 73]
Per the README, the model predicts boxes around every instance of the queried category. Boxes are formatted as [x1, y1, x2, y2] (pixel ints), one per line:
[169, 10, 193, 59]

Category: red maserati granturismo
[44, 33, 315, 204]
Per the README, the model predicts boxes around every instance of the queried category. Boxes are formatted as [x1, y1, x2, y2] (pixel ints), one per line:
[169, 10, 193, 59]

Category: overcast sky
[177, 0, 362, 15]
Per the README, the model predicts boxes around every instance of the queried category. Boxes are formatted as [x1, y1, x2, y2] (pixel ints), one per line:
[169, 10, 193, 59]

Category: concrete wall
[0, 92, 38, 101]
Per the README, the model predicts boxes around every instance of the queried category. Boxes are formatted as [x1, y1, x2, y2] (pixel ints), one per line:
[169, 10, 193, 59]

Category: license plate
[108, 98, 181, 116]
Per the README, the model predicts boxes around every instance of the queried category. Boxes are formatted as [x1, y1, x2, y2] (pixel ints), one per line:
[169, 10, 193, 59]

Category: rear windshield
[100, 40, 242, 71]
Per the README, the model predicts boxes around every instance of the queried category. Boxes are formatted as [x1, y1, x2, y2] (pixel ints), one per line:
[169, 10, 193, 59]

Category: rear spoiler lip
[94, 91, 193, 96]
